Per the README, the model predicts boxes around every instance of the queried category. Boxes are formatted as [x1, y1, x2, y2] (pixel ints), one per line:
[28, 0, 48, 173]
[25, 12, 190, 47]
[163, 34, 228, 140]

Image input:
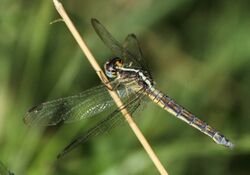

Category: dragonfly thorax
[105, 57, 155, 90]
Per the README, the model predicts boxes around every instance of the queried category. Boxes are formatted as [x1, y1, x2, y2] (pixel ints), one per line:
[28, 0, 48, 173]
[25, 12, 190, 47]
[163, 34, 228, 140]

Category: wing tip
[23, 116, 29, 125]
[91, 18, 99, 25]
[23, 104, 44, 125]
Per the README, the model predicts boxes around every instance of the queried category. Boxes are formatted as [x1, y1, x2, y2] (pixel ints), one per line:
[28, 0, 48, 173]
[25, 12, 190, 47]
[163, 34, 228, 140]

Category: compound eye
[115, 59, 123, 67]
[105, 70, 117, 78]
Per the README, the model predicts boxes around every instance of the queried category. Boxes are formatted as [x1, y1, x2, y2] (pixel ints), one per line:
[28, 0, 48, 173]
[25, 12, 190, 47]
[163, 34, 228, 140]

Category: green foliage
[0, 0, 249, 174]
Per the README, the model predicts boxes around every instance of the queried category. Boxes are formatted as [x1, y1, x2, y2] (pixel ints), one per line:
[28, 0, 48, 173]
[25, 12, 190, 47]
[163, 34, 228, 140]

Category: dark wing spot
[23, 104, 44, 125]
[27, 104, 43, 113]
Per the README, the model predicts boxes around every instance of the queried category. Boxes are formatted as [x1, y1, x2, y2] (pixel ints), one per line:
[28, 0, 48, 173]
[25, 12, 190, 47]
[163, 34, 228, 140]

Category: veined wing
[123, 34, 142, 61]
[123, 34, 151, 73]
[57, 88, 146, 159]
[91, 18, 123, 59]
[91, 18, 143, 68]
[24, 82, 129, 126]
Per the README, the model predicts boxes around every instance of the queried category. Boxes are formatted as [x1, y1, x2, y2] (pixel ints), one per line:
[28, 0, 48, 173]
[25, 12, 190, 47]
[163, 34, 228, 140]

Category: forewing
[123, 34, 143, 62]
[57, 89, 146, 159]
[91, 18, 124, 58]
[123, 34, 151, 70]
[91, 19, 143, 68]
[24, 83, 128, 126]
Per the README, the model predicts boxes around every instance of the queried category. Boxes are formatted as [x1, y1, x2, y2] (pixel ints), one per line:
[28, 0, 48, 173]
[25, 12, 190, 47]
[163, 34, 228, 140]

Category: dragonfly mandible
[24, 18, 234, 159]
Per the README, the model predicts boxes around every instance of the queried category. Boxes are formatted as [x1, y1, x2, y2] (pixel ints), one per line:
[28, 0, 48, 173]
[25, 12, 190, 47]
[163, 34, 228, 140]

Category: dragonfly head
[104, 57, 124, 78]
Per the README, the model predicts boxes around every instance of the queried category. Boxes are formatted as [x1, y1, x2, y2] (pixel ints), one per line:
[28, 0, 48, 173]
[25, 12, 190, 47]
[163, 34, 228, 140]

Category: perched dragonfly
[24, 18, 234, 159]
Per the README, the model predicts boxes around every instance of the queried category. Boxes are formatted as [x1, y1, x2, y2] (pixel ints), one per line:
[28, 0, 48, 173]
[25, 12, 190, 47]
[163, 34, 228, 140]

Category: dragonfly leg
[97, 70, 109, 83]
[97, 70, 116, 91]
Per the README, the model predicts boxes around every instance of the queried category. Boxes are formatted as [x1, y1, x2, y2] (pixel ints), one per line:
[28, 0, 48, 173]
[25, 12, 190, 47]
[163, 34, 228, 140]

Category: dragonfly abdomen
[147, 88, 234, 149]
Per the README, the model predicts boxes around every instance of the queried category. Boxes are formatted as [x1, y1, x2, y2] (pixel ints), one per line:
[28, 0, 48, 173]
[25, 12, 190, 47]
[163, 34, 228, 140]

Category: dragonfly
[24, 18, 234, 159]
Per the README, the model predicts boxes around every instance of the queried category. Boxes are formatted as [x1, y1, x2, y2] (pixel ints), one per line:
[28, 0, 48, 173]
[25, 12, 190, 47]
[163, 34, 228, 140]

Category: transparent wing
[91, 18, 124, 58]
[91, 18, 142, 68]
[123, 34, 142, 61]
[57, 89, 146, 159]
[24, 82, 130, 126]
[123, 34, 151, 71]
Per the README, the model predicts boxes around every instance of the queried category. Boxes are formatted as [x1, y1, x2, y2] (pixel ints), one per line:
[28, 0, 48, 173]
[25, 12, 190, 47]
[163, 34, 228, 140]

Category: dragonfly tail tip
[228, 142, 235, 149]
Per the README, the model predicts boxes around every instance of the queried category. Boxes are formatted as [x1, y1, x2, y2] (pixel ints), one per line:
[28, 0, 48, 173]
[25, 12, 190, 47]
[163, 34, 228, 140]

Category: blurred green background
[1, 0, 250, 174]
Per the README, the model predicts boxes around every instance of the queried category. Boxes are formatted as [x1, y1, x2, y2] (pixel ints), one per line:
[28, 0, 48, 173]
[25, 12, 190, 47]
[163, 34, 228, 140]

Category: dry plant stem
[53, 0, 168, 174]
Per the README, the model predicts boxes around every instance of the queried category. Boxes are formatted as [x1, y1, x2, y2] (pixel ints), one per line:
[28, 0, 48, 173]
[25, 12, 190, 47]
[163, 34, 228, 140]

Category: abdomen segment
[147, 88, 234, 149]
